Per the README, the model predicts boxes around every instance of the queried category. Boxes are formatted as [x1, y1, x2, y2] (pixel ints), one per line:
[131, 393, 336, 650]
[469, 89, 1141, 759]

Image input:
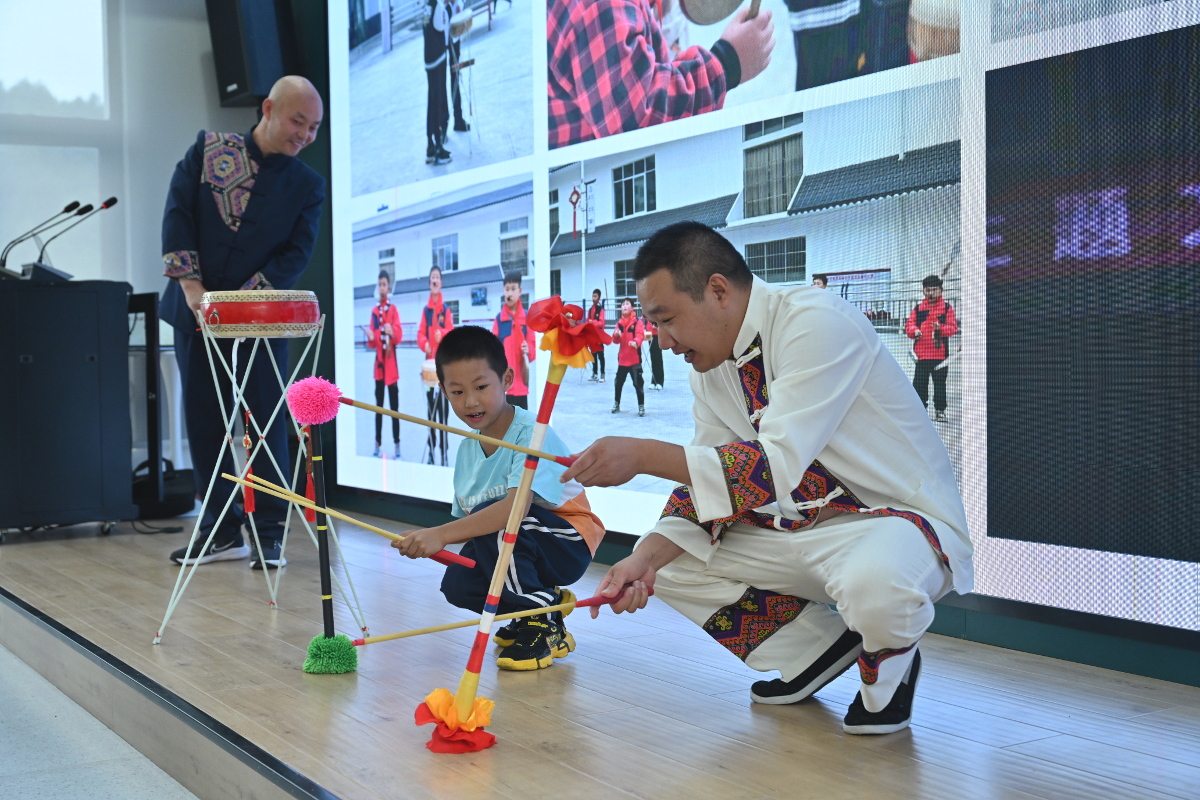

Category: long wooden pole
[221, 473, 475, 569]
[338, 396, 575, 466]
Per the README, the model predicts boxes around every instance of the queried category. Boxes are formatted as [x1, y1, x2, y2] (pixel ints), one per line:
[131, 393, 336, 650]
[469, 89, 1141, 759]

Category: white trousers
[653, 512, 953, 710]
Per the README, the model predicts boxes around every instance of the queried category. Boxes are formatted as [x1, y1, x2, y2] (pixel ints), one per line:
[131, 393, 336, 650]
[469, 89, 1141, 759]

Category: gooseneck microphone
[37, 197, 117, 262]
[0, 201, 82, 269]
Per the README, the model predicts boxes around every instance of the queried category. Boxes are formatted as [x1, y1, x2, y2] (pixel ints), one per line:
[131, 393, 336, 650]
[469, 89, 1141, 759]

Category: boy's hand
[721, 8, 774, 84]
[392, 527, 447, 559]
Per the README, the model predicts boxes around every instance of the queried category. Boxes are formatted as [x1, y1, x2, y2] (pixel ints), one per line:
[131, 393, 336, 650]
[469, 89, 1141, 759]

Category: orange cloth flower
[527, 296, 612, 366]
[415, 688, 497, 753]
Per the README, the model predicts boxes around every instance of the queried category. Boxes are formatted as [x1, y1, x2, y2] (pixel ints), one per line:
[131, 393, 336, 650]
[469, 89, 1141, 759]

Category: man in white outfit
[561, 222, 973, 734]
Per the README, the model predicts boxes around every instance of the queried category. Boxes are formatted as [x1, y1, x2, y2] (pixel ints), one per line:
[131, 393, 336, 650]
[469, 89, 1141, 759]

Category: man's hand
[179, 277, 207, 315]
[391, 527, 447, 559]
[721, 8, 775, 84]
[589, 551, 658, 618]
[560, 437, 643, 486]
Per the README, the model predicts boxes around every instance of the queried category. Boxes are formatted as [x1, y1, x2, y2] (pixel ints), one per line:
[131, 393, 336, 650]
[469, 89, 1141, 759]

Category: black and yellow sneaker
[492, 620, 520, 648]
[550, 619, 575, 659]
[495, 618, 555, 671]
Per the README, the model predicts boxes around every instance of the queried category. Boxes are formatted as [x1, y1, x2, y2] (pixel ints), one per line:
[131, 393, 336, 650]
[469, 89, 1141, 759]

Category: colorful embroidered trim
[240, 271, 273, 291]
[660, 485, 719, 541]
[716, 440, 774, 514]
[702, 587, 807, 661]
[203, 132, 258, 232]
[162, 250, 201, 280]
[857, 644, 915, 684]
[789, 460, 865, 522]
[737, 335, 768, 431]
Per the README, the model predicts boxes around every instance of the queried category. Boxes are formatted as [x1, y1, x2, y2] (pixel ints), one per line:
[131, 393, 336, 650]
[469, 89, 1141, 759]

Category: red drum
[199, 290, 320, 338]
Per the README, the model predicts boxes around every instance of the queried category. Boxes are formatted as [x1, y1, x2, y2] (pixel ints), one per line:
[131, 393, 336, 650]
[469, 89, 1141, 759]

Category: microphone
[37, 198, 117, 262]
[0, 201, 82, 269]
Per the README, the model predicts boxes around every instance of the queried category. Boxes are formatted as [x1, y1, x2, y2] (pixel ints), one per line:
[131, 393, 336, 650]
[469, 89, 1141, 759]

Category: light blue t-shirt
[451, 406, 581, 518]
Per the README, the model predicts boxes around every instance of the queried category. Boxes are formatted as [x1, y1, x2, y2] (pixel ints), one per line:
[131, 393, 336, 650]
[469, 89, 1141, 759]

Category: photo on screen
[349, 175, 535, 470]
[547, 0, 960, 149]
[348, 0, 533, 195]
[986, 23, 1200, 567]
[549, 79, 964, 495]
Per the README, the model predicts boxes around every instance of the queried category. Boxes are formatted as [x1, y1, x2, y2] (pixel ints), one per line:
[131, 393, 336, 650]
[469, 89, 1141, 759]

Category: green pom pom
[302, 633, 358, 674]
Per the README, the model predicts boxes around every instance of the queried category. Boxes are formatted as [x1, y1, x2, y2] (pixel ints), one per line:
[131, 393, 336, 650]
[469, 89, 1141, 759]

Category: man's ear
[709, 273, 731, 307]
[261, 97, 274, 121]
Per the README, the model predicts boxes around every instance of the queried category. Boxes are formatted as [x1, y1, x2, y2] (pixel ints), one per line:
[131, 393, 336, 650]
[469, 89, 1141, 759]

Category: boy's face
[592, 291, 601, 304]
[441, 358, 514, 437]
[621, 299, 633, 314]
[503, 281, 521, 309]
[378, 276, 390, 301]
[429, 268, 442, 294]
[923, 285, 942, 302]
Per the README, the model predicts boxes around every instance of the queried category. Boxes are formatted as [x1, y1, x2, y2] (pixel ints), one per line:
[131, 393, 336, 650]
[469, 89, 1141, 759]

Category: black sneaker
[495, 618, 555, 671]
[611, 403, 620, 413]
[493, 620, 520, 647]
[638, 405, 645, 417]
[549, 618, 575, 659]
[249, 539, 287, 570]
[935, 410, 948, 422]
[843, 648, 921, 735]
[750, 629, 864, 704]
[453, 119, 470, 132]
[170, 533, 249, 565]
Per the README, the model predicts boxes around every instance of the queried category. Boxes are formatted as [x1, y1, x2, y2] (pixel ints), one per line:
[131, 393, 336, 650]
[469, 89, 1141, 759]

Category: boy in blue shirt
[394, 326, 606, 670]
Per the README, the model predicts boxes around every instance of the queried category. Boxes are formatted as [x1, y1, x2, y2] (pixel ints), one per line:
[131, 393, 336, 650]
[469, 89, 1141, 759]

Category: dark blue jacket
[160, 127, 325, 331]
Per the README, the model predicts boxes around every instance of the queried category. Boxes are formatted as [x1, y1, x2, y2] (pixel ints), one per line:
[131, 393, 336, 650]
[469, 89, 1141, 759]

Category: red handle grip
[575, 586, 655, 608]
[431, 549, 476, 568]
[555, 455, 578, 467]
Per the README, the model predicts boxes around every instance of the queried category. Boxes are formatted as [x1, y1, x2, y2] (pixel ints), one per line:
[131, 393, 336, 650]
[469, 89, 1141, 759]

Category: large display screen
[329, 0, 1200, 632]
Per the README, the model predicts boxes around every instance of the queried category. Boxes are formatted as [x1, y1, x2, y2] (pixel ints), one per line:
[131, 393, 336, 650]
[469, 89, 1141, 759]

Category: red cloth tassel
[305, 472, 317, 522]
[243, 465, 255, 513]
[414, 703, 496, 753]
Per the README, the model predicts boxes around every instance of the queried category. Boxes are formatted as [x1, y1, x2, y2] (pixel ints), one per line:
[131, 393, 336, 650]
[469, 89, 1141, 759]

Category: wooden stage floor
[0, 518, 1197, 800]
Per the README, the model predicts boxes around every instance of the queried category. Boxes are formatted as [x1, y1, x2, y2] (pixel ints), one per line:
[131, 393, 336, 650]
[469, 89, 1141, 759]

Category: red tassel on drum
[242, 414, 255, 513]
[305, 472, 317, 523]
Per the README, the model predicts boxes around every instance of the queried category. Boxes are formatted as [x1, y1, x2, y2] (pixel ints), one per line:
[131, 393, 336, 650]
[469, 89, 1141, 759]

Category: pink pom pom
[288, 377, 343, 425]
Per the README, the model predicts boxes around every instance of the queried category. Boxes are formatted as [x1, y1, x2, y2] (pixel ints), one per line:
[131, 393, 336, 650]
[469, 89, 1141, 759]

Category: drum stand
[154, 315, 368, 644]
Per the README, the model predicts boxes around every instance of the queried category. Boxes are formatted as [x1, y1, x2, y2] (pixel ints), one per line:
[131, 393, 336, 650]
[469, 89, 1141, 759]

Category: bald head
[254, 75, 324, 157]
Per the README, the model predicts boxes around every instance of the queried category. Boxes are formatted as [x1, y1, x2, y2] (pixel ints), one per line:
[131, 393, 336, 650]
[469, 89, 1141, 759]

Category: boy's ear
[502, 367, 514, 391]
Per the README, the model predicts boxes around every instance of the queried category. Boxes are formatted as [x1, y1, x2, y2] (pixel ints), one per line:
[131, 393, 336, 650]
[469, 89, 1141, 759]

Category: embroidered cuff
[240, 271, 273, 290]
[660, 485, 723, 543]
[716, 440, 775, 516]
[163, 250, 201, 280]
[683, 444, 733, 521]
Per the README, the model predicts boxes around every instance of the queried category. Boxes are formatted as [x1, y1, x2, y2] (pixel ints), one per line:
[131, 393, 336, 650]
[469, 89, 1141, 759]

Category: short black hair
[633, 221, 752, 302]
[429, 265, 442, 278]
[503, 270, 523, 286]
[435, 326, 508, 383]
[812, 273, 828, 285]
[592, 288, 602, 296]
[378, 269, 391, 283]
[922, 275, 944, 288]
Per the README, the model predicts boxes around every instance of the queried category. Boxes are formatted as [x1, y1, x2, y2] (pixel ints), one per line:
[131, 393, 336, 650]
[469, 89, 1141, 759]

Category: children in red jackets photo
[364, 269, 402, 457]
[611, 297, 646, 417]
[418, 265, 455, 464]
[905, 274, 958, 423]
[491, 270, 536, 409]
[587, 288, 606, 382]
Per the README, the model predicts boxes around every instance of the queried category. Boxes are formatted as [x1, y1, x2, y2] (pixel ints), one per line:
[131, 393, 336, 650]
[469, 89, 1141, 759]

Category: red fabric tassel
[305, 472, 317, 522]
[414, 703, 496, 753]
[243, 465, 256, 513]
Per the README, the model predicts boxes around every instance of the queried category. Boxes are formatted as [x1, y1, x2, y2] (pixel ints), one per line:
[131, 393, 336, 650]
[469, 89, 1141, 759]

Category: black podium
[0, 280, 139, 528]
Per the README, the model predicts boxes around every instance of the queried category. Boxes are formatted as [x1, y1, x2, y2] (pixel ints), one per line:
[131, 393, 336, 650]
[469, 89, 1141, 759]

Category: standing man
[424, 0, 452, 165]
[611, 298, 646, 417]
[905, 275, 957, 423]
[448, 0, 471, 133]
[587, 288, 606, 383]
[161, 76, 325, 569]
[491, 270, 536, 409]
[418, 265, 455, 464]
[365, 269, 402, 457]
[561, 222, 972, 735]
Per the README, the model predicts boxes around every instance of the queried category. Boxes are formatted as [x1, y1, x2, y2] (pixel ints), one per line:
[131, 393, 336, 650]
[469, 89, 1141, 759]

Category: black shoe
[249, 539, 287, 570]
[750, 629, 864, 704]
[425, 143, 436, 164]
[638, 405, 645, 417]
[611, 403, 620, 413]
[454, 119, 470, 132]
[170, 532, 249, 565]
[550, 618, 575, 659]
[493, 620, 520, 647]
[433, 147, 452, 166]
[495, 618, 556, 670]
[934, 410, 948, 422]
[843, 649, 921, 735]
